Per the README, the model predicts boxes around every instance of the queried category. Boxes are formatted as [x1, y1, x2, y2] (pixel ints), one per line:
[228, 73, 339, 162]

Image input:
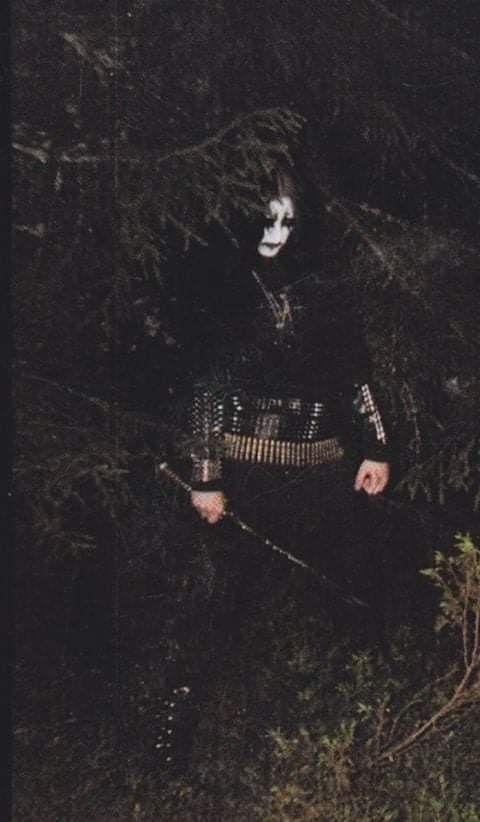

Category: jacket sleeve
[337, 301, 390, 464]
[190, 381, 225, 491]
[175, 256, 231, 493]
[352, 381, 390, 462]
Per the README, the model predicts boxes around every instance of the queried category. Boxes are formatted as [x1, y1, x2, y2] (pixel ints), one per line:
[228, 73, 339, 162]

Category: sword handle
[157, 462, 193, 495]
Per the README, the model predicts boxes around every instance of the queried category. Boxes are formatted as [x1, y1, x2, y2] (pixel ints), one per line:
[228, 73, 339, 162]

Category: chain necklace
[251, 269, 293, 331]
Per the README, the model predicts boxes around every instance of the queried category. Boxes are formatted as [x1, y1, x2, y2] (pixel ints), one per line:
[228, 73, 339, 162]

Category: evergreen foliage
[13, 0, 480, 816]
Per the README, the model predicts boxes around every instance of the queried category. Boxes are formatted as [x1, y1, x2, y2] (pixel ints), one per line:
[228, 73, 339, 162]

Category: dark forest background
[13, 1, 480, 819]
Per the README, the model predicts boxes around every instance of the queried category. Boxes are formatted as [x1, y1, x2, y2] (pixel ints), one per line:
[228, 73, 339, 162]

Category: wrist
[191, 479, 224, 493]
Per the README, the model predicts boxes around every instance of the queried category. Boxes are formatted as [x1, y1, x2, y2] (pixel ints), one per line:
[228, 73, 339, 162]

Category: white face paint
[257, 195, 295, 258]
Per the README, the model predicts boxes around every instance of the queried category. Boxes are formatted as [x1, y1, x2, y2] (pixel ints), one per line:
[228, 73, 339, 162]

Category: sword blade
[157, 462, 369, 609]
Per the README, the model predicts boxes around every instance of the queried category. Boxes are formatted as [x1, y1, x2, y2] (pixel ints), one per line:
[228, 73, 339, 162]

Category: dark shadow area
[13, 1, 480, 818]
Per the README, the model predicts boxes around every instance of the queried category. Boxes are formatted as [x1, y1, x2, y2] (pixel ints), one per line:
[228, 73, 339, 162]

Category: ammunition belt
[224, 433, 344, 467]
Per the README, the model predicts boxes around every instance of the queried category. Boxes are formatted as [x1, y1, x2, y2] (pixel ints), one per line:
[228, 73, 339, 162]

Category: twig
[326, 196, 400, 281]
[155, 108, 302, 165]
[366, 0, 471, 63]
[15, 109, 303, 169]
[377, 579, 480, 762]
[17, 365, 162, 429]
[385, 666, 457, 745]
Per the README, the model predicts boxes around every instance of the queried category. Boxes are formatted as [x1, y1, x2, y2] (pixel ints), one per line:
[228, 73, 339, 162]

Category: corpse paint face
[257, 196, 295, 258]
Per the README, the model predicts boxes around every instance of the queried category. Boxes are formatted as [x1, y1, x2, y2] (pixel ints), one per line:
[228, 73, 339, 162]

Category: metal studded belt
[223, 433, 344, 467]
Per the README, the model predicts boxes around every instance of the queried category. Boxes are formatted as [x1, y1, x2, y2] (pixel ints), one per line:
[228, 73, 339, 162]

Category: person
[188, 167, 389, 583]
[157, 165, 391, 771]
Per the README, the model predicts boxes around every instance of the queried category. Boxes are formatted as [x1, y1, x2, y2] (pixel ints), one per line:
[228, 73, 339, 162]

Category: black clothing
[188, 254, 389, 490]
[183, 250, 391, 627]
[160, 251, 392, 772]
[221, 458, 383, 610]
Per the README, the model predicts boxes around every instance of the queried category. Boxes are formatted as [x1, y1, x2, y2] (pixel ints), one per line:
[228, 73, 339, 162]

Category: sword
[157, 462, 369, 609]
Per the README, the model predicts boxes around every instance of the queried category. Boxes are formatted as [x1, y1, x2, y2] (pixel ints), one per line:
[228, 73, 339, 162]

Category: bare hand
[191, 490, 226, 524]
[354, 459, 389, 496]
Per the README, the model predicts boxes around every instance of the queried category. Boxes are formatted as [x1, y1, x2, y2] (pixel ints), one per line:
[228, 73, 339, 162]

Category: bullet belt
[224, 433, 344, 467]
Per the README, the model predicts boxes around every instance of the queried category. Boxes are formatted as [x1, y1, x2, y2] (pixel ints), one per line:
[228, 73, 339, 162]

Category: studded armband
[353, 383, 389, 462]
[190, 385, 225, 490]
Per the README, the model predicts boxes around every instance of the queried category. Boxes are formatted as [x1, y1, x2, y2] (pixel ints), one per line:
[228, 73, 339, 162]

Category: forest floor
[13, 475, 480, 821]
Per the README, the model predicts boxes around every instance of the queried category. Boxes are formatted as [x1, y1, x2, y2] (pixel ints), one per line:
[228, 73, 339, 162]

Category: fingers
[364, 474, 375, 495]
[362, 471, 383, 495]
[368, 475, 382, 495]
[202, 505, 224, 524]
[354, 464, 371, 492]
[191, 492, 226, 524]
[366, 470, 389, 495]
[354, 469, 365, 492]
[354, 461, 390, 496]
[373, 464, 390, 495]
[374, 474, 388, 495]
